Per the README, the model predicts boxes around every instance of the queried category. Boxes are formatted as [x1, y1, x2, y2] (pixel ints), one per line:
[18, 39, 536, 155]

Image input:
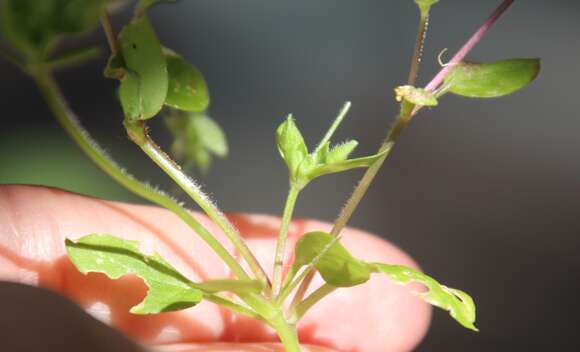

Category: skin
[0, 185, 431, 351]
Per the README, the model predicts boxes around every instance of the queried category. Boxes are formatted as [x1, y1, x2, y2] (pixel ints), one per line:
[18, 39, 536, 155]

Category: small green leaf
[66, 234, 202, 314]
[189, 114, 228, 157]
[443, 58, 541, 98]
[165, 52, 210, 112]
[1, 0, 107, 58]
[395, 85, 438, 106]
[326, 140, 359, 164]
[371, 263, 478, 331]
[276, 115, 308, 178]
[118, 15, 168, 120]
[293, 232, 371, 287]
[291, 232, 478, 331]
[305, 149, 387, 181]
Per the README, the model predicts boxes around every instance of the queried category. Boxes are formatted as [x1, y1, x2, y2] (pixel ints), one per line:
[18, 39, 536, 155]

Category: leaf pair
[276, 115, 384, 188]
[66, 234, 261, 314]
[1, 0, 107, 59]
[106, 16, 209, 120]
[166, 110, 228, 173]
[291, 232, 478, 331]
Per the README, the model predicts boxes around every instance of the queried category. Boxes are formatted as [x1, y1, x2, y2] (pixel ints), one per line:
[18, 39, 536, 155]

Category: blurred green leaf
[118, 15, 168, 120]
[395, 85, 438, 106]
[66, 234, 203, 314]
[165, 52, 210, 112]
[166, 110, 228, 174]
[442, 58, 541, 98]
[189, 114, 228, 157]
[1, 0, 107, 59]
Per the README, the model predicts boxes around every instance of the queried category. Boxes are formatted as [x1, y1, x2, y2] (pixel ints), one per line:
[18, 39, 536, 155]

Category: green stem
[315, 101, 352, 152]
[30, 67, 249, 281]
[124, 120, 269, 287]
[100, 13, 120, 56]
[272, 184, 301, 297]
[269, 314, 302, 352]
[292, 284, 336, 322]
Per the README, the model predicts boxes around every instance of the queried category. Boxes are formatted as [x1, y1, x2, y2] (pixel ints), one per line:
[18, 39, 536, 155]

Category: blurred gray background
[1, 1, 579, 350]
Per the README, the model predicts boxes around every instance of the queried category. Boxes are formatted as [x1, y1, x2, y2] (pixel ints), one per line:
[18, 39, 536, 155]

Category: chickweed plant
[0, 0, 540, 350]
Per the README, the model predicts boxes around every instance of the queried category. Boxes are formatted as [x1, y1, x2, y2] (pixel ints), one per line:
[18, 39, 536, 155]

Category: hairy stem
[407, 11, 430, 86]
[272, 185, 301, 297]
[124, 120, 270, 287]
[31, 67, 249, 280]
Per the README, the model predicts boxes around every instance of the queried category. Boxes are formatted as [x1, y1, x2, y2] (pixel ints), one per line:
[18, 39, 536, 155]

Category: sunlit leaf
[276, 115, 308, 178]
[164, 52, 210, 112]
[293, 232, 371, 287]
[371, 263, 478, 331]
[291, 231, 478, 330]
[305, 149, 386, 181]
[442, 58, 540, 98]
[326, 140, 359, 164]
[66, 234, 202, 314]
[118, 15, 168, 120]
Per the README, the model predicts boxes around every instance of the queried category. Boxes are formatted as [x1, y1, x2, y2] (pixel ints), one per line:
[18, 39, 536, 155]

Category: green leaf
[395, 85, 438, 106]
[1, 0, 107, 58]
[118, 15, 168, 120]
[370, 263, 478, 331]
[326, 140, 359, 164]
[276, 115, 309, 178]
[65, 234, 202, 314]
[293, 232, 371, 287]
[190, 114, 228, 157]
[165, 52, 210, 112]
[305, 149, 387, 181]
[442, 58, 541, 98]
[291, 231, 478, 331]
[119, 71, 142, 120]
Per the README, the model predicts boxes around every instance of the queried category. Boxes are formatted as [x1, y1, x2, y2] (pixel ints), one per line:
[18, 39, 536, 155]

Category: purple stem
[425, 0, 515, 92]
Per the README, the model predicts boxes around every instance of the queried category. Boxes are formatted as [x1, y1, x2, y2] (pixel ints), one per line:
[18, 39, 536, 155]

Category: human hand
[0, 185, 431, 351]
